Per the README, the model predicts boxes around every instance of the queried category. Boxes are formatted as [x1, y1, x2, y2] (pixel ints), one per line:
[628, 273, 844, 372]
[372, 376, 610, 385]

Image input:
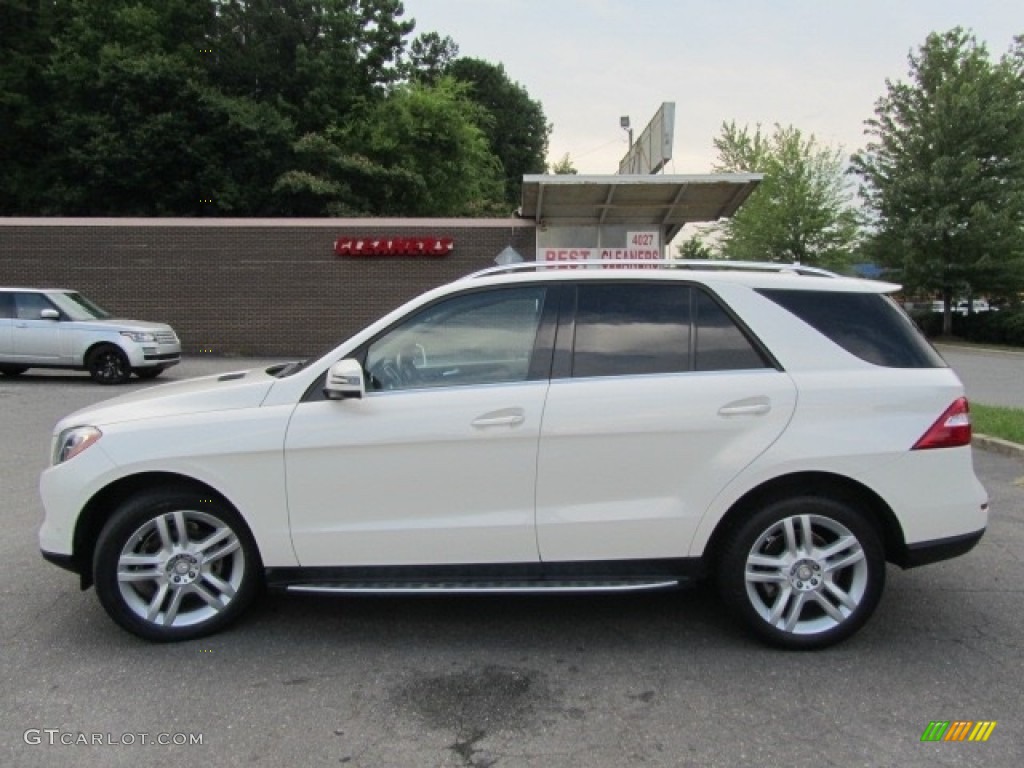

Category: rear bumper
[898, 528, 986, 568]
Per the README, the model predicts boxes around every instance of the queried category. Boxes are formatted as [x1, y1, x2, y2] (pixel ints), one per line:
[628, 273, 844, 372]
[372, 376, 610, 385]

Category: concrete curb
[934, 342, 1024, 358]
[973, 433, 1024, 460]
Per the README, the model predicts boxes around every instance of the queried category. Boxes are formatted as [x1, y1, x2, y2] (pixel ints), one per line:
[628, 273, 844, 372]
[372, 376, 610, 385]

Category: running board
[285, 579, 681, 595]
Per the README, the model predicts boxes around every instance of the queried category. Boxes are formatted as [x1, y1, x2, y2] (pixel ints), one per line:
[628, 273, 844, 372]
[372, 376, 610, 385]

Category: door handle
[472, 409, 526, 428]
[718, 398, 771, 417]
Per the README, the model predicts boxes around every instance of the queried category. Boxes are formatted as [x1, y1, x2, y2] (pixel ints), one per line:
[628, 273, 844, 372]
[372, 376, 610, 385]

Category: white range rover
[0, 287, 181, 384]
[38, 262, 988, 649]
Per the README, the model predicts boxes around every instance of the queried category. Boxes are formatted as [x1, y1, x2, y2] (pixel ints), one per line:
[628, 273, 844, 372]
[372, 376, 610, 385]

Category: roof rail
[462, 259, 839, 280]
[673, 260, 839, 278]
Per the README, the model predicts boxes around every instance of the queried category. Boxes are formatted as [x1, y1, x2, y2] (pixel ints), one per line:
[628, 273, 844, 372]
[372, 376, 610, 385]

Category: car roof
[459, 261, 900, 294]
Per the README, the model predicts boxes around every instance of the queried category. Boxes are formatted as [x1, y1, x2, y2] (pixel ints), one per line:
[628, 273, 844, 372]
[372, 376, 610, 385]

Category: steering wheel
[368, 357, 403, 390]
[395, 343, 427, 384]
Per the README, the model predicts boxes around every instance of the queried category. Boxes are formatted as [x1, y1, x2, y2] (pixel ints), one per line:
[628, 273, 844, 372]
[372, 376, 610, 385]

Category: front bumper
[41, 549, 79, 574]
[128, 341, 181, 368]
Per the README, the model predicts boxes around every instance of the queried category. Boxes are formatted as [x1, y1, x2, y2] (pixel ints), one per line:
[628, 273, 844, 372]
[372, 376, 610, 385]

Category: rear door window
[572, 283, 691, 377]
[695, 291, 771, 371]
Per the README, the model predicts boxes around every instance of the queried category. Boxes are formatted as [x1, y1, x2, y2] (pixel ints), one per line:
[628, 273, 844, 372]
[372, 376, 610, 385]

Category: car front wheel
[93, 489, 261, 641]
[87, 345, 130, 384]
[0, 365, 28, 376]
[718, 496, 885, 650]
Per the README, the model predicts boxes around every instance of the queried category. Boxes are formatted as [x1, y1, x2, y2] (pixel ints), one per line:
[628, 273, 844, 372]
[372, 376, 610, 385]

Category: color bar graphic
[921, 720, 997, 742]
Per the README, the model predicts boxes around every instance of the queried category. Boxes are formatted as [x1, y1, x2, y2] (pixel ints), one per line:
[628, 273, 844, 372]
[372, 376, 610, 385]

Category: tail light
[912, 397, 972, 450]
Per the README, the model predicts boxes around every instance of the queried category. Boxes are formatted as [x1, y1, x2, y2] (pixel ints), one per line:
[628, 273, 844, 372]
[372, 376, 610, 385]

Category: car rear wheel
[93, 489, 261, 641]
[718, 496, 885, 650]
[87, 344, 130, 384]
[0, 365, 28, 376]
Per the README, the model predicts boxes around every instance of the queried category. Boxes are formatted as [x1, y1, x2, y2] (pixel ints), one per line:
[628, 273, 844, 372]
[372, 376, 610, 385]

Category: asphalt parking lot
[2, 359, 1022, 768]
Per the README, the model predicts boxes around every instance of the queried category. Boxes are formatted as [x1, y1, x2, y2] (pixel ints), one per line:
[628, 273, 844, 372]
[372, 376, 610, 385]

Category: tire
[717, 496, 885, 650]
[133, 366, 165, 380]
[93, 489, 262, 642]
[0, 365, 28, 376]
[87, 344, 130, 384]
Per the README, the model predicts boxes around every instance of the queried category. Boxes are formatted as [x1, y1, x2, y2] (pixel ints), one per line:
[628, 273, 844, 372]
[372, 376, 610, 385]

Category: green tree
[403, 31, 459, 84]
[852, 28, 1024, 334]
[548, 153, 577, 175]
[275, 78, 505, 217]
[713, 121, 860, 270]
[0, 0, 70, 213]
[38, 0, 293, 215]
[676, 231, 716, 259]
[211, 0, 412, 134]
[1, 0, 548, 218]
[447, 58, 550, 206]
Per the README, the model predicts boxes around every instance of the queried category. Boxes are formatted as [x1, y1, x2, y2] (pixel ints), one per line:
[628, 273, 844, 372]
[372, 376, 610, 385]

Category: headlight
[120, 331, 156, 343]
[53, 426, 102, 465]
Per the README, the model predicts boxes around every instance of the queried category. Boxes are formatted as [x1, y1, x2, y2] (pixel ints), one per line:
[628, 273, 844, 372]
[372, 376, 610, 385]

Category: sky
[400, 0, 1022, 175]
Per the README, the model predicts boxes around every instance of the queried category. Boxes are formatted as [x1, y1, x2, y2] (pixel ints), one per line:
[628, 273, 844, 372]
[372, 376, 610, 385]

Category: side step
[286, 579, 681, 595]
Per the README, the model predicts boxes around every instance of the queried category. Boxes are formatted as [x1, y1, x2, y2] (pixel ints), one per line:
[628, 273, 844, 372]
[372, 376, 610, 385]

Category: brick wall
[0, 218, 536, 356]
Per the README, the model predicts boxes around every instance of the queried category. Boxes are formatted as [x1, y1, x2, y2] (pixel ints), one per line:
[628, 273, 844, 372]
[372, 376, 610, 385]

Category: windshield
[48, 291, 113, 320]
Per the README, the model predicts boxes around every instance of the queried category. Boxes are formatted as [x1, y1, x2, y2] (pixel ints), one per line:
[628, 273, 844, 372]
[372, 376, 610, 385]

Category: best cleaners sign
[542, 231, 662, 267]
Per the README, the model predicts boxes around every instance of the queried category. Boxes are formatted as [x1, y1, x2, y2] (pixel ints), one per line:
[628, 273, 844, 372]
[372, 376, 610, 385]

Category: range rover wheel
[718, 496, 885, 650]
[87, 344, 130, 384]
[93, 489, 261, 642]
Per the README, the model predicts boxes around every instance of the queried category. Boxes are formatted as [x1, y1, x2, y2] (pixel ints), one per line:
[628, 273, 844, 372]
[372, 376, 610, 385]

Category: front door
[11, 292, 65, 363]
[286, 285, 554, 567]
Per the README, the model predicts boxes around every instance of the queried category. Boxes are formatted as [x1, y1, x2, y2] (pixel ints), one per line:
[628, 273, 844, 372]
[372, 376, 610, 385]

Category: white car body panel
[39, 372, 298, 566]
[285, 381, 549, 566]
[38, 441, 121, 555]
[536, 369, 797, 561]
[13, 317, 69, 362]
[59, 368, 275, 426]
[688, 366, 986, 553]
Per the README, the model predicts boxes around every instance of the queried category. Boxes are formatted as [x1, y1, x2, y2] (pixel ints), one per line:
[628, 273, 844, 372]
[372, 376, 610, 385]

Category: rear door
[535, 282, 797, 562]
[0, 293, 13, 358]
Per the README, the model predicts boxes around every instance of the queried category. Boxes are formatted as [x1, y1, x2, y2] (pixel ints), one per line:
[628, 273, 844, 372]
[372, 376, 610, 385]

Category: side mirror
[40, 309, 60, 320]
[324, 358, 366, 400]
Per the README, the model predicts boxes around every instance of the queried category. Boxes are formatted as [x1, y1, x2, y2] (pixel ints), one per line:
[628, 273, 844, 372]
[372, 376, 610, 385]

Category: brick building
[0, 174, 759, 357]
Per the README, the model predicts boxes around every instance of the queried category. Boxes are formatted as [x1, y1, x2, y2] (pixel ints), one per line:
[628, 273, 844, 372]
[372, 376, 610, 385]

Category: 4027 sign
[334, 236, 454, 257]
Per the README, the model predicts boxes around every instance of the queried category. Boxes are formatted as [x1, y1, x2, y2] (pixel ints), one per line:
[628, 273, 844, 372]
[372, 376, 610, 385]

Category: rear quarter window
[757, 289, 946, 368]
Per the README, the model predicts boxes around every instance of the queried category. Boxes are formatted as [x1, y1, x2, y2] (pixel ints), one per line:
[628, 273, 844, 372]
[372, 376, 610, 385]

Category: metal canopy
[519, 173, 763, 240]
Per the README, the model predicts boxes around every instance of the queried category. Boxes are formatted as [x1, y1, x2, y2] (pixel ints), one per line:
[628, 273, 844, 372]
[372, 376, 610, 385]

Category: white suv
[0, 287, 180, 384]
[38, 262, 988, 649]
